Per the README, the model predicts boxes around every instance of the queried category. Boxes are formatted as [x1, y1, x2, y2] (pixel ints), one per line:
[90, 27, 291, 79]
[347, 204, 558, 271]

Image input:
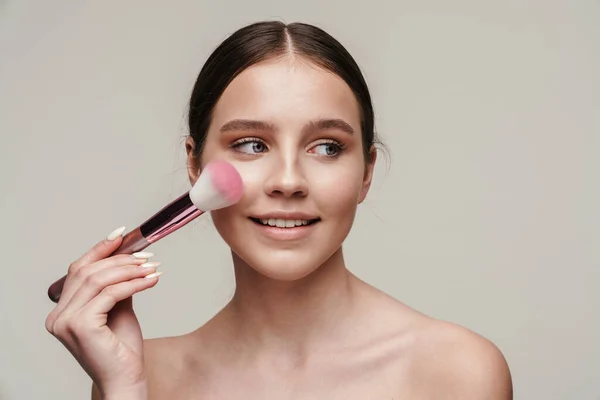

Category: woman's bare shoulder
[359, 284, 512, 398]
[413, 316, 512, 398]
[380, 295, 513, 399]
[143, 334, 189, 358]
[141, 333, 202, 398]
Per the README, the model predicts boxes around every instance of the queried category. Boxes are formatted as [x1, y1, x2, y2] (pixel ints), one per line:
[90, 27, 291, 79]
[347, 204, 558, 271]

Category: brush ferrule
[141, 192, 204, 244]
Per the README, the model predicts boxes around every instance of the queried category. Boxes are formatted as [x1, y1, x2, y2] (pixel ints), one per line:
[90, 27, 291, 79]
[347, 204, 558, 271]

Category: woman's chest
[160, 372, 403, 399]
[147, 327, 424, 399]
[150, 352, 415, 400]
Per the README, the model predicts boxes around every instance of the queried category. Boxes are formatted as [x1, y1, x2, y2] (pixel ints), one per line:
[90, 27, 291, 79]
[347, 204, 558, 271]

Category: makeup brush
[47, 160, 243, 303]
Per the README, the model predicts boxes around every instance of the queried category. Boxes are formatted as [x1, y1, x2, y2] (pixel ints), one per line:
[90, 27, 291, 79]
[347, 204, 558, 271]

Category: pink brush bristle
[206, 160, 244, 203]
[189, 160, 243, 211]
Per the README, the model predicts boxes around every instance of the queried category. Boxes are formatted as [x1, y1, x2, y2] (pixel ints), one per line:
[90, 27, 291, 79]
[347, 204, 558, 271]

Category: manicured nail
[106, 226, 126, 241]
[132, 252, 155, 259]
[140, 261, 161, 268]
[145, 271, 163, 279]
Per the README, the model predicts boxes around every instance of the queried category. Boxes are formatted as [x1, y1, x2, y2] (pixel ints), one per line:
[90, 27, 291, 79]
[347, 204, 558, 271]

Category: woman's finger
[67, 226, 127, 275]
[62, 265, 159, 313]
[58, 253, 154, 307]
[84, 273, 163, 316]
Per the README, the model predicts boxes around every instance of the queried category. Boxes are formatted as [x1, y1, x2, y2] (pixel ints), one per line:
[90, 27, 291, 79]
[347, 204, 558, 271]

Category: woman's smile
[247, 212, 322, 241]
[250, 218, 320, 241]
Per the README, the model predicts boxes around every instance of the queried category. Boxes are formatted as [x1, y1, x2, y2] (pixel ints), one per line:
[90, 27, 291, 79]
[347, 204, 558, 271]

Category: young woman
[46, 21, 512, 399]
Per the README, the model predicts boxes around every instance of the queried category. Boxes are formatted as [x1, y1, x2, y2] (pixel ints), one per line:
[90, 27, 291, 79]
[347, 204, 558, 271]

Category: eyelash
[230, 137, 346, 158]
[230, 137, 267, 154]
[311, 139, 346, 157]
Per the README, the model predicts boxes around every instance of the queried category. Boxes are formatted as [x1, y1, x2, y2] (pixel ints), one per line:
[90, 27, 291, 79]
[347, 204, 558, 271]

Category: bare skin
[86, 56, 511, 399]
[133, 254, 511, 399]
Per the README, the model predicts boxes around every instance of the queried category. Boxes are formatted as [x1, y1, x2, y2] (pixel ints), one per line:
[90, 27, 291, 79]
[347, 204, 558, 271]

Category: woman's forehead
[210, 59, 362, 130]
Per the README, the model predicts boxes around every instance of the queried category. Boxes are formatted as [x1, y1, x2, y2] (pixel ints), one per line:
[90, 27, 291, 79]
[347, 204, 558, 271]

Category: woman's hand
[45, 226, 162, 398]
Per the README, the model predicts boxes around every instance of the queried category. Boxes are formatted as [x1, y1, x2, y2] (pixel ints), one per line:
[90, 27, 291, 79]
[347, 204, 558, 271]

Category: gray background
[1, 0, 598, 399]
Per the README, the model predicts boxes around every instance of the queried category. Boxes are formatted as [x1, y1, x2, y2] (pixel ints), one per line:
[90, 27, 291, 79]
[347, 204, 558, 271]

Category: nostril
[265, 175, 309, 198]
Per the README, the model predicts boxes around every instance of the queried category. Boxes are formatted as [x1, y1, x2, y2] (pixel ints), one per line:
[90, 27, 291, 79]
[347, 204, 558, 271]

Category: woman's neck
[214, 247, 364, 367]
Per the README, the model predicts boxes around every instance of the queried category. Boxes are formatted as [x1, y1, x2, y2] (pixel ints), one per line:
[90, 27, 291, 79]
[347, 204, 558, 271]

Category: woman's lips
[249, 217, 320, 228]
[249, 217, 320, 241]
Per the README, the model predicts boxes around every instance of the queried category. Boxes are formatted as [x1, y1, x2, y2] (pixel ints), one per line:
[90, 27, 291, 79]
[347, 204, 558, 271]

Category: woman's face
[187, 57, 375, 281]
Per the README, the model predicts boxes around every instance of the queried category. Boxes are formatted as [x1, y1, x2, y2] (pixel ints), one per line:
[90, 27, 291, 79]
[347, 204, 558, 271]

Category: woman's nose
[264, 157, 308, 198]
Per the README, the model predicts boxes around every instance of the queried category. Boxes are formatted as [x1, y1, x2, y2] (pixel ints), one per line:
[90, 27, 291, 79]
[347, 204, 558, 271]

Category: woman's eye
[232, 139, 268, 154]
[311, 142, 343, 157]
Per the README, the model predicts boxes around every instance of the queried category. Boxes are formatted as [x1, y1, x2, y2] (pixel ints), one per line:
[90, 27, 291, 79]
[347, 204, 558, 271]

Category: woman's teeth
[260, 218, 310, 228]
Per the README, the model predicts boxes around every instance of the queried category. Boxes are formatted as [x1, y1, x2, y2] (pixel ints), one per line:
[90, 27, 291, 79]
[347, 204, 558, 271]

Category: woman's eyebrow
[219, 118, 355, 135]
[303, 118, 355, 135]
[219, 119, 276, 134]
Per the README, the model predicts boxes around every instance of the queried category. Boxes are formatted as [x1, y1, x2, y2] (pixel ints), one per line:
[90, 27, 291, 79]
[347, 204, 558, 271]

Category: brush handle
[47, 193, 204, 303]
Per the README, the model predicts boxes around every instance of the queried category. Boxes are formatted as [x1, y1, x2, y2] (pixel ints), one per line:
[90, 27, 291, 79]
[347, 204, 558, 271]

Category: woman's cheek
[312, 168, 363, 211]
[234, 162, 266, 197]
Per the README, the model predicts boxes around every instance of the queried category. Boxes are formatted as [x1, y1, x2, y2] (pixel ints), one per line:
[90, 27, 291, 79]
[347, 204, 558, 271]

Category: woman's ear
[358, 146, 377, 204]
[185, 136, 201, 186]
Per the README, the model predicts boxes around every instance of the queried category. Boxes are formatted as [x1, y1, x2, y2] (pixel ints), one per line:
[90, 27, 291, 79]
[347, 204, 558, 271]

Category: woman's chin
[255, 267, 315, 282]
[233, 250, 332, 282]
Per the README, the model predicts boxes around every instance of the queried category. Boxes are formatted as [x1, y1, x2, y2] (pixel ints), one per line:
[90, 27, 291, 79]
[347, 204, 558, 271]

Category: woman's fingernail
[140, 261, 161, 268]
[106, 226, 126, 241]
[132, 252, 155, 259]
[145, 271, 164, 279]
